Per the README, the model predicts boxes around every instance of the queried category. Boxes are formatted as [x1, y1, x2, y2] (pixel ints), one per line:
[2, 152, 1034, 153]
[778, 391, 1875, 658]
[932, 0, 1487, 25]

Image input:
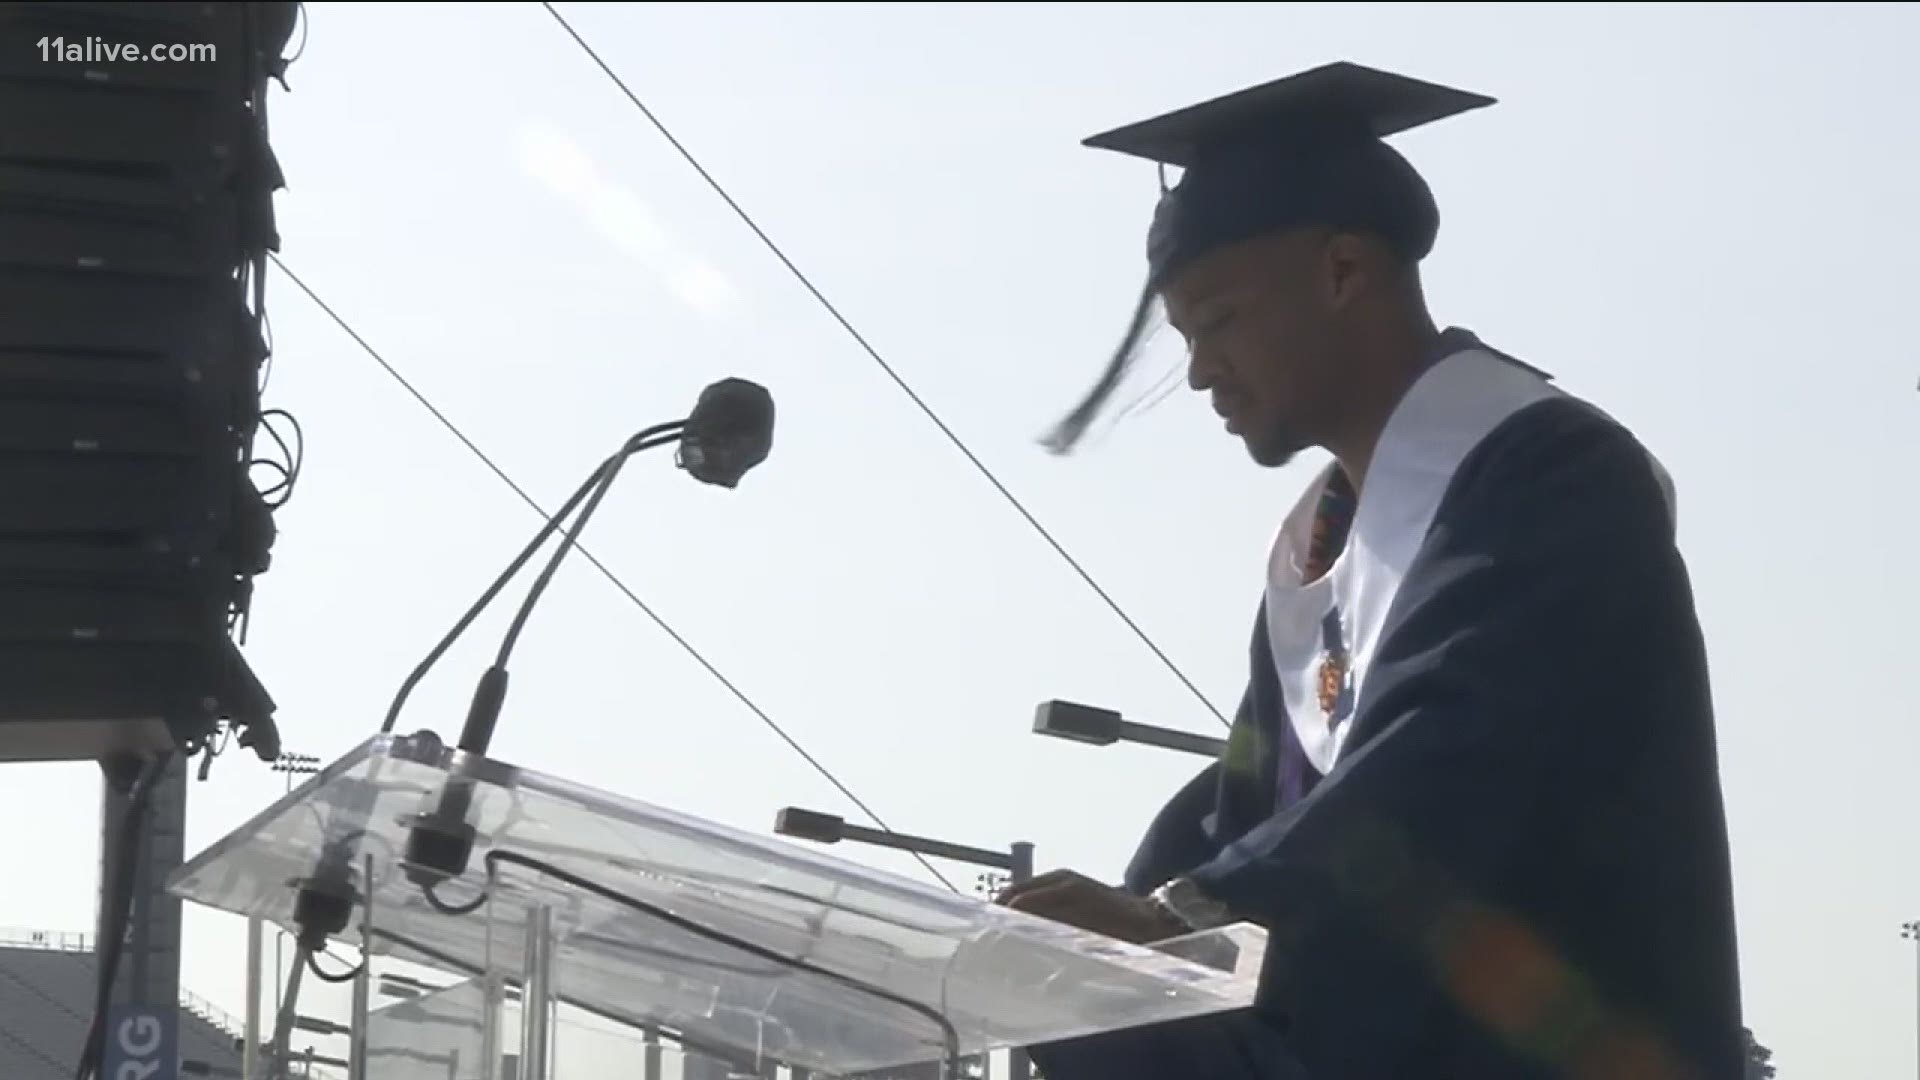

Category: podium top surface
[168, 734, 1265, 1074]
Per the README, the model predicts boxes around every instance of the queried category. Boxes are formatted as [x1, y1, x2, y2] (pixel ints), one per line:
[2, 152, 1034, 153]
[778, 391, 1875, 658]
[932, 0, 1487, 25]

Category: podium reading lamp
[1032, 701, 1227, 759]
[772, 809, 1034, 886]
[773, 809, 1036, 1079]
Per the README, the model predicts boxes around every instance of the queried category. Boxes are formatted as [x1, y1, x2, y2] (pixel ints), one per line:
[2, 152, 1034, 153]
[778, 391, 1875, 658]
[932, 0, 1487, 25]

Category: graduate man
[998, 63, 1746, 1079]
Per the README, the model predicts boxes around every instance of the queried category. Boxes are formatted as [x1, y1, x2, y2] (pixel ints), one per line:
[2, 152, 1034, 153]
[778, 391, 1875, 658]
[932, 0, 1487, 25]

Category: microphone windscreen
[679, 378, 774, 488]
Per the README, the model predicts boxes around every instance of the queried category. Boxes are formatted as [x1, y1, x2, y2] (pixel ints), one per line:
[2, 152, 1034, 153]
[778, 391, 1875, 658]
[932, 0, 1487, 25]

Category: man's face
[1163, 230, 1350, 468]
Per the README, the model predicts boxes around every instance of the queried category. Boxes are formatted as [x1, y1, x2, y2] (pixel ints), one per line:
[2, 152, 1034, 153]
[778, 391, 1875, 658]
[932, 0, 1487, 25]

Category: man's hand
[993, 869, 1188, 944]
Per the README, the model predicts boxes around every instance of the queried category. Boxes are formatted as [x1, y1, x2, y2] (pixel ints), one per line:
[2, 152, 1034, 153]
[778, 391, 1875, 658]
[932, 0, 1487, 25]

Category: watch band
[1150, 877, 1234, 931]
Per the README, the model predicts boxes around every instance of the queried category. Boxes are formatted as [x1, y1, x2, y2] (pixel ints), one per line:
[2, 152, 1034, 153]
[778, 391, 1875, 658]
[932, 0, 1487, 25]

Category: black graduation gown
[1031, 352, 1745, 1079]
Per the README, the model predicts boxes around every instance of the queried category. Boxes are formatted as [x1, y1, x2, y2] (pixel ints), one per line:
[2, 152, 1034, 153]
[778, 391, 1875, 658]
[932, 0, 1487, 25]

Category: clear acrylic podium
[168, 732, 1267, 1079]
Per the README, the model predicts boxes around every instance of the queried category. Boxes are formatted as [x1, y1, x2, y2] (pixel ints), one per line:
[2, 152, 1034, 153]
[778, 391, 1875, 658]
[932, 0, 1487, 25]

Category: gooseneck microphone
[374, 422, 682, 738]
[385, 377, 773, 886]
[376, 378, 776, 741]
[676, 376, 775, 488]
[259, 379, 771, 1080]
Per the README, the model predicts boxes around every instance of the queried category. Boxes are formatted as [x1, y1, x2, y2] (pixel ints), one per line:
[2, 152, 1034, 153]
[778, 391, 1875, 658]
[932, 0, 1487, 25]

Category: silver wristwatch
[1149, 877, 1233, 931]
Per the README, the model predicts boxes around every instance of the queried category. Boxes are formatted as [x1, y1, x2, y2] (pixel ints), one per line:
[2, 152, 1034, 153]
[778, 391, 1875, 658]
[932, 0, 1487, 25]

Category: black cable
[539, 1, 1231, 732]
[429, 878, 486, 917]
[568, 928, 800, 980]
[286, 1, 308, 67]
[251, 459, 292, 506]
[268, 252, 960, 894]
[419, 879, 484, 918]
[482, 848, 962, 1075]
[304, 950, 362, 985]
[255, 408, 305, 510]
[417, 876, 796, 979]
[74, 757, 167, 1080]
[251, 407, 303, 507]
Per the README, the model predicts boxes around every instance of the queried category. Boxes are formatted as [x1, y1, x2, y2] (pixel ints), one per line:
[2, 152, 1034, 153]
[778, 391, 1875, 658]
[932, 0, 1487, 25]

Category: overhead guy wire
[539, 1, 1233, 732]
[266, 252, 960, 894]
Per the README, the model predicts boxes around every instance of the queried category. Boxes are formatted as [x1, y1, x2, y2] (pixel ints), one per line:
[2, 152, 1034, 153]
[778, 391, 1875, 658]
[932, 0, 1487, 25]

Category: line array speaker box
[0, 1, 301, 763]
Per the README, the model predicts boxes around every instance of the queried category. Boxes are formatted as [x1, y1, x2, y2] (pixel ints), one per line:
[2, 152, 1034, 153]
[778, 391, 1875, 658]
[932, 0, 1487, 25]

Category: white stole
[1260, 347, 1678, 775]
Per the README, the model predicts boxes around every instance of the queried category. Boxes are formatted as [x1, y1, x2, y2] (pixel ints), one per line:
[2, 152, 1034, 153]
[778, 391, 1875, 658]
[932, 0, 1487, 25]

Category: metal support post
[245, 916, 262, 1079]
[481, 968, 505, 1080]
[1904, 914, 1920, 1076]
[348, 855, 374, 1080]
[520, 906, 555, 1080]
[642, 1025, 662, 1080]
[348, 962, 370, 1080]
[1008, 842, 1034, 1080]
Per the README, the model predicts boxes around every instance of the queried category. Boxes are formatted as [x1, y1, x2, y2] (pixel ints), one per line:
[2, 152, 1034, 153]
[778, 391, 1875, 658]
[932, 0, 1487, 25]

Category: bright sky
[3, 3, 1916, 1077]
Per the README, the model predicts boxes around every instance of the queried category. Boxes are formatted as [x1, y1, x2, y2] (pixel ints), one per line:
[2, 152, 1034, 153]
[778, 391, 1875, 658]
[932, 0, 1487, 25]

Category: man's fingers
[1001, 880, 1078, 913]
[1000, 878, 1116, 923]
[993, 868, 1086, 905]
[1003, 885, 1128, 936]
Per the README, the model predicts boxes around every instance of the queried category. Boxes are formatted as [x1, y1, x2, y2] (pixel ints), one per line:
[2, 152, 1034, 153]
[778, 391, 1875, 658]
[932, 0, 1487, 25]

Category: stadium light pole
[1030, 700, 1226, 758]
[771, 807, 1034, 1079]
[247, 750, 323, 1073]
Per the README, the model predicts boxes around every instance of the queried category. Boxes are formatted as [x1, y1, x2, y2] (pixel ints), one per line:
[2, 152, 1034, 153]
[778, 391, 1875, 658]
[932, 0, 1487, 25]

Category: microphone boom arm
[378, 420, 685, 738]
[284, 381, 769, 996]
[394, 419, 688, 888]
[493, 425, 681, 673]
[453, 424, 683, 758]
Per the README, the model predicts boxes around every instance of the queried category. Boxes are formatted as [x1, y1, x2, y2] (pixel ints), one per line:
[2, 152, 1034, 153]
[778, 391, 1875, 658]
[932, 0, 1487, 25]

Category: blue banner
[101, 1005, 177, 1080]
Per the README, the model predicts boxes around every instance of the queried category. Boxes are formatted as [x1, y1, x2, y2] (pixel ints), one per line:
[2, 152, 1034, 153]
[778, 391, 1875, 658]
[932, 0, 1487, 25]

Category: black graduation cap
[1085, 61, 1496, 288]
[1041, 63, 1495, 454]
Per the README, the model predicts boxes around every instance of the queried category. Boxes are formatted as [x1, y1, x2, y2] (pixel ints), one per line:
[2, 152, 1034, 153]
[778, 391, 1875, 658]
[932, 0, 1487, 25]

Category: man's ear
[1321, 231, 1373, 311]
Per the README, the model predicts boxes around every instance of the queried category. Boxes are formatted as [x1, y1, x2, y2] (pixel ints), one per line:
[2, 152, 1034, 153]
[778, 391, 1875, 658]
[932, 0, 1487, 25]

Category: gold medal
[1317, 651, 1348, 716]
[1318, 608, 1353, 727]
